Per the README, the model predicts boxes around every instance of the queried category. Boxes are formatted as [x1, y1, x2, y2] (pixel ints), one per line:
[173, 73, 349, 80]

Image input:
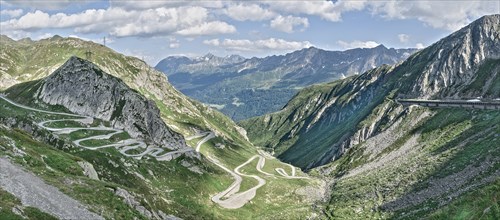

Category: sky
[1, 0, 499, 65]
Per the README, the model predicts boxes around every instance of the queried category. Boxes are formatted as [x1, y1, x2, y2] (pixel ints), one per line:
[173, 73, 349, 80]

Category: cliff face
[407, 14, 500, 99]
[38, 56, 186, 149]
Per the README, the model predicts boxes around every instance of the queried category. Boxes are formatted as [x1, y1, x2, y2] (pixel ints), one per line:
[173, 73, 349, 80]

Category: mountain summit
[30, 56, 188, 149]
[404, 14, 500, 99]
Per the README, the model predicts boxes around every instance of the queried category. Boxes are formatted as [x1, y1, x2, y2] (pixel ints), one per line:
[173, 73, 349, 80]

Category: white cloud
[265, 1, 340, 21]
[225, 3, 275, 21]
[270, 15, 309, 33]
[169, 43, 180, 48]
[168, 37, 180, 48]
[263, 0, 367, 22]
[415, 43, 425, 49]
[110, 0, 224, 10]
[337, 40, 380, 49]
[264, 0, 496, 31]
[203, 38, 220, 46]
[204, 38, 313, 52]
[367, 0, 498, 31]
[176, 21, 236, 36]
[34, 32, 53, 40]
[0, 6, 236, 38]
[398, 34, 410, 43]
[1, 9, 23, 18]
[3, 0, 73, 10]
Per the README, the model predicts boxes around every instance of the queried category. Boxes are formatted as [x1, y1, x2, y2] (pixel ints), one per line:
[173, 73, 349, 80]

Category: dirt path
[0, 157, 103, 219]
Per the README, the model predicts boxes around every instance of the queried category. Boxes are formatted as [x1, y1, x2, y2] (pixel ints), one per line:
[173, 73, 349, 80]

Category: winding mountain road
[0, 95, 193, 161]
[1, 95, 309, 210]
[189, 132, 309, 209]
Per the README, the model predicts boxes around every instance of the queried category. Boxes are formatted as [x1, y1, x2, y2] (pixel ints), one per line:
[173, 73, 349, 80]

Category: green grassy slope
[0, 96, 321, 219]
[0, 35, 250, 150]
[0, 40, 323, 217]
[320, 107, 499, 219]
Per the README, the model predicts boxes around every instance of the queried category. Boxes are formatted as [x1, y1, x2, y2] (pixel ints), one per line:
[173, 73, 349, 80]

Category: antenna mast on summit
[103, 37, 106, 47]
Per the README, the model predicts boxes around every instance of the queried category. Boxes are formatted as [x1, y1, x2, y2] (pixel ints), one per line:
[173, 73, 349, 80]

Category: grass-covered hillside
[319, 106, 499, 219]
[0, 35, 250, 150]
[0, 45, 323, 218]
[241, 65, 395, 169]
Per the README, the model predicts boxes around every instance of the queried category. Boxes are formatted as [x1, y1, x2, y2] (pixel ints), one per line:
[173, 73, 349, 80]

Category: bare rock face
[38, 56, 186, 150]
[114, 187, 153, 218]
[409, 14, 500, 98]
[77, 161, 99, 180]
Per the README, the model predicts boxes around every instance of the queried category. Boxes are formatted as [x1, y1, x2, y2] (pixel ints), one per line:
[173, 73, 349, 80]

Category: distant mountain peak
[202, 52, 216, 59]
[374, 44, 387, 49]
[476, 14, 500, 25]
[51, 35, 63, 40]
[18, 37, 33, 43]
[226, 54, 245, 59]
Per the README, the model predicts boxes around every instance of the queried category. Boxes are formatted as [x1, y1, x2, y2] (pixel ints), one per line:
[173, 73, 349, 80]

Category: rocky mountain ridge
[242, 14, 500, 170]
[33, 56, 186, 149]
[405, 14, 500, 99]
[156, 53, 246, 75]
[155, 45, 417, 120]
[0, 35, 252, 149]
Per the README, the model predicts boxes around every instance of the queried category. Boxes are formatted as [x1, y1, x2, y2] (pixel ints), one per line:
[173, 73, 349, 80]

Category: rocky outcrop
[407, 14, 500, 99]
[114, 187, 153, 218]
[77, 161, 99, 180]
[114, 187, 181, 220]
[37, 56, 186, 150]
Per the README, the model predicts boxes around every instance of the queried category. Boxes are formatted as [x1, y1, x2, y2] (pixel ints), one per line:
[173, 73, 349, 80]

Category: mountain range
[0, 14, 499, 220]
[155, 45, 418, 120]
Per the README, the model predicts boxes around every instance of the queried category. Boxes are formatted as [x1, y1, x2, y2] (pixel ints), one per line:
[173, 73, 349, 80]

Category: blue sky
[1, 0, 499, 65]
